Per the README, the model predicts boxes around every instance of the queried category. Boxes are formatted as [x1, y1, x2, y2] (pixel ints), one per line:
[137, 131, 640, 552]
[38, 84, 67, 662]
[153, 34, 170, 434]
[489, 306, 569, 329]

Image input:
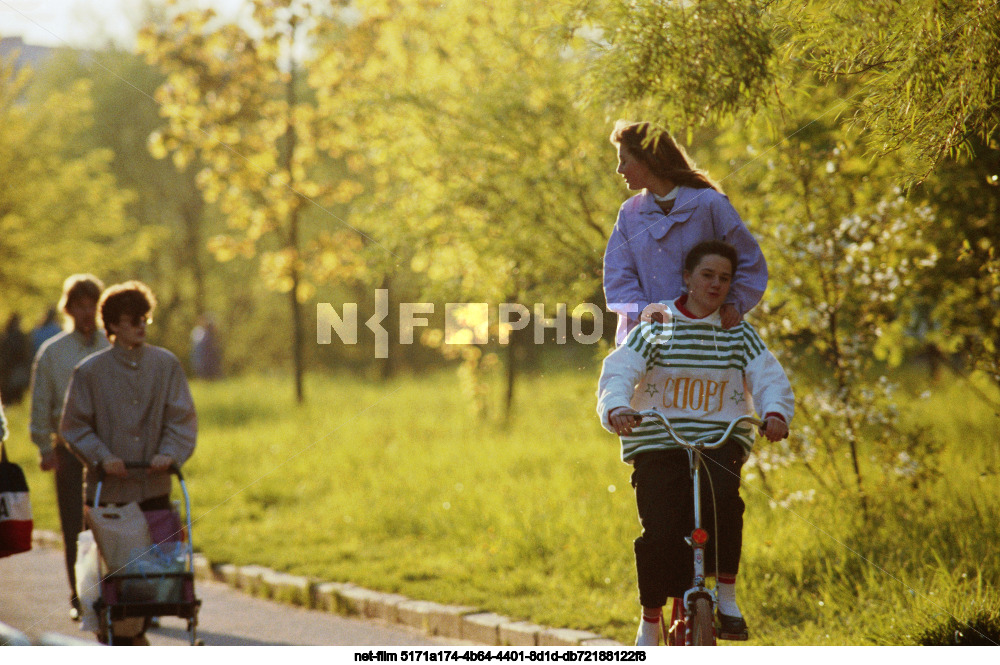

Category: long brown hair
[610, 121, 720, 192]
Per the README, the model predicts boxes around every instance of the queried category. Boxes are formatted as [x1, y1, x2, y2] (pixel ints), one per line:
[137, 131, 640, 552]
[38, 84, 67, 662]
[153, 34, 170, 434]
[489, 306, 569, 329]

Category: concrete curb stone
[313, 580, 354, 612]
[461, 612, 510, 645]
[216, 562, 239, 586]
[396, 600, 478, 640]
[499, 620, 546, 646]
[396, 599, 440, 632]
[337, 583, 383, 617]
[538, 628, 606, 646]
[425, 603, 478, 639]
[192, 553, 212, 580]
[262, 570, 314, 607]
[238, 564, 274, 596]
[368, 591, 410, 623]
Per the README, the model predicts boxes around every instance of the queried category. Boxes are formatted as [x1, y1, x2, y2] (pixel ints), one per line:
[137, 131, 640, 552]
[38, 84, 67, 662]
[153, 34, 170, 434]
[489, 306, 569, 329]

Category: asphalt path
[0, 545, 471, 647]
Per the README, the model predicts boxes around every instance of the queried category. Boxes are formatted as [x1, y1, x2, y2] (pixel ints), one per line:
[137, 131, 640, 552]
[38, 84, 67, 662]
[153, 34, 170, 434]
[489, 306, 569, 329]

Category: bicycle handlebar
[634, 410, 764, 450]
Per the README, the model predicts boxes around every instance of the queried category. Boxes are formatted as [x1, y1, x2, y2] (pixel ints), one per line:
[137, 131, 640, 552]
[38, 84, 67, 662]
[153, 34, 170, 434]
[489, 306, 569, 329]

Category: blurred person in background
[0, 313, 33, 404]
[190, 313, 222, 380]
[31, 307, 63, 356]
[28, 274, 109, 620]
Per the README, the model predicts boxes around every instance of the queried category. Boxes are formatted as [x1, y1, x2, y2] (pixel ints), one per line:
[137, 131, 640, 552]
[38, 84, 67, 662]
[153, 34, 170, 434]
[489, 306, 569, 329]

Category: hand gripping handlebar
[635, 410, 764, 450]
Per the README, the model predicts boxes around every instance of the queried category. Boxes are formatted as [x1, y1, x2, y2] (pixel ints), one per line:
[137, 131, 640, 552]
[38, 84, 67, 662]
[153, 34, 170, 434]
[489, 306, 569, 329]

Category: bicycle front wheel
[689, 597, 716, 646]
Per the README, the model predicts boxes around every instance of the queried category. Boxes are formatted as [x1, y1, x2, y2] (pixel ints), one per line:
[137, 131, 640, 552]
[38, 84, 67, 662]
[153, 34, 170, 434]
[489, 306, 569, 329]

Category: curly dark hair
[98, 281, 157, 338]
[684, 240, 738, 275]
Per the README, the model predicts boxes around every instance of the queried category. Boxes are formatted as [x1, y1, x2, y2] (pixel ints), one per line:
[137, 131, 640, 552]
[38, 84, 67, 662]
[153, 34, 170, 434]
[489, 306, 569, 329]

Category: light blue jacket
[603, 187, 768, 344]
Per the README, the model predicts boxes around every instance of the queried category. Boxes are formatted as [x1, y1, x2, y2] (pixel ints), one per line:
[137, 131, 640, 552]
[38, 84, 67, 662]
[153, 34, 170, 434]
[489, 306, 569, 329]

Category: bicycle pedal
[717, 629, 749, 641]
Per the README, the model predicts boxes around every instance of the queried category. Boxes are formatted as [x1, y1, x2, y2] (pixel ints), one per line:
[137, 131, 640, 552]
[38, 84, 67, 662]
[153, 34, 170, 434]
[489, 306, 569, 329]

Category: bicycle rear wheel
[689, 597, 716, 646]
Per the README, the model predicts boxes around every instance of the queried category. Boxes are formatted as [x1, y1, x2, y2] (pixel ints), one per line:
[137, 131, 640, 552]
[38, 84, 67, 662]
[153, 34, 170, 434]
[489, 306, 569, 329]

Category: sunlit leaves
[581, 0, 1000, 180]
[0, 55, 139, 316]
[309, 0, 621, 307]
[581, 0, 776, 131]
[139, 0, 371, 287]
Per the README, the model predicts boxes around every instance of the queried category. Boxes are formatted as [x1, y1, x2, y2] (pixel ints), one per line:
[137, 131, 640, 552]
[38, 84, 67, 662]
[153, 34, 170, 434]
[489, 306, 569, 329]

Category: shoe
[718, 613, 749, 641]
[635, 618, 660, 646]
[69, 597, 82, 622]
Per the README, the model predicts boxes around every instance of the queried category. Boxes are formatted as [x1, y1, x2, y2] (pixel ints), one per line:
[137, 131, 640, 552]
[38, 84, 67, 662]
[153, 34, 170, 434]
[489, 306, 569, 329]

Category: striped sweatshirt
[597, 298, 794, 463]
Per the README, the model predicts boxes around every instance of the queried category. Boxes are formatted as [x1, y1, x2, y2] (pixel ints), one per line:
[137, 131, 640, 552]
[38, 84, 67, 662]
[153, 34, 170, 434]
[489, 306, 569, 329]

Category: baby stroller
[85, 463, 202, 645]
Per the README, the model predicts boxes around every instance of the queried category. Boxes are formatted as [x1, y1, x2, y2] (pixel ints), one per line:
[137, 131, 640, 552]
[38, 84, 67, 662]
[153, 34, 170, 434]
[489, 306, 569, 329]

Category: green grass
[4, 367, 999, 645]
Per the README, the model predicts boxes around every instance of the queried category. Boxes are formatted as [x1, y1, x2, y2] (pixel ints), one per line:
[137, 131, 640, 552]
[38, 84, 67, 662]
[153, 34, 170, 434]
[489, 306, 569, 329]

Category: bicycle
[633, 409, 763, 647]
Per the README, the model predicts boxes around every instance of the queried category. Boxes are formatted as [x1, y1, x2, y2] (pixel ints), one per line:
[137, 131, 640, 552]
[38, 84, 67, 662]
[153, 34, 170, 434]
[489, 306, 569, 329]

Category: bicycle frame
[635, 410, 763, 646]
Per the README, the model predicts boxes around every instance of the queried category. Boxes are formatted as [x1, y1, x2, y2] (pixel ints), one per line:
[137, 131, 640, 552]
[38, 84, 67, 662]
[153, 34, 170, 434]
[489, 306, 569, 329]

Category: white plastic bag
[74, 530, 100, 631]
[123, 542, 185, 603]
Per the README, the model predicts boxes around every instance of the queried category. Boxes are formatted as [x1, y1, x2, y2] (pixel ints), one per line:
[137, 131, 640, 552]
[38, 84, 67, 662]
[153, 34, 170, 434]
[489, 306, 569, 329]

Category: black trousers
[630, 442, 746, 608]
[55, 446, 84, 602]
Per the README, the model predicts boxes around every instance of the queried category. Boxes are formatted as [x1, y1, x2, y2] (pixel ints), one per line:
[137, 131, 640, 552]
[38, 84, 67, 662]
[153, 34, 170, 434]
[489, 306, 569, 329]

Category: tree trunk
[284, 35, 305, 404]
[182, 195, 206, 317]
[830, 309, 867, 515]
[504, 326, 519, 422]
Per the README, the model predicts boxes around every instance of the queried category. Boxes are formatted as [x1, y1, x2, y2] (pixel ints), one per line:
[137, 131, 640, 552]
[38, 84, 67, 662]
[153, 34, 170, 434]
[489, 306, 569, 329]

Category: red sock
[642, 607, 662, 623]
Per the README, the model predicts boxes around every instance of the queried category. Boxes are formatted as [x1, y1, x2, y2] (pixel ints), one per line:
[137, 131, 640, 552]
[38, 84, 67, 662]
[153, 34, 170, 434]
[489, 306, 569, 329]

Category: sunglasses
[122, 314, 152, 327]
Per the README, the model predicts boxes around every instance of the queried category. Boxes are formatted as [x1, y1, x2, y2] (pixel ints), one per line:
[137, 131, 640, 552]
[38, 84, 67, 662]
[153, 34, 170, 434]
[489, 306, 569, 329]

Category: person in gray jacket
[28, 274, 109, 620]
[61, 280, 196, 645]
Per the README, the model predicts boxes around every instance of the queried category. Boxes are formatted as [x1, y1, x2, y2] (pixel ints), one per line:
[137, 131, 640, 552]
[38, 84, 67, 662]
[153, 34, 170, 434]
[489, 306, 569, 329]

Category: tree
[0, 53, 139, 319]
[309, 0, 624, 417]
[579, 0, 1000, 181]
[913, 134, 1000, 396]
[28, 45, 213, 356]
[138, 0, 366, 402]
[705, 87, 941, 508]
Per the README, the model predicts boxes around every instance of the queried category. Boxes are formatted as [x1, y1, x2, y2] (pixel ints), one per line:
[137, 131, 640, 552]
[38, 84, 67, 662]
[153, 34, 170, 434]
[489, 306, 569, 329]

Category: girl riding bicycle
[597, 240, 794, 646]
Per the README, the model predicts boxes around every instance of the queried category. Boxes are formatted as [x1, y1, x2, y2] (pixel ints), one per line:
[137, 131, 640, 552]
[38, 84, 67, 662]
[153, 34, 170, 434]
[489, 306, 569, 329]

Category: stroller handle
[95, 461, 184, 483]
[92, 462, 184, 510]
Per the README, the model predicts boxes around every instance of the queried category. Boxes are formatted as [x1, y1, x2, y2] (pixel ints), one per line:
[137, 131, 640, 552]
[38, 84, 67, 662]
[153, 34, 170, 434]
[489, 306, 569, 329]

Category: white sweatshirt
[597, 298, 794, 462]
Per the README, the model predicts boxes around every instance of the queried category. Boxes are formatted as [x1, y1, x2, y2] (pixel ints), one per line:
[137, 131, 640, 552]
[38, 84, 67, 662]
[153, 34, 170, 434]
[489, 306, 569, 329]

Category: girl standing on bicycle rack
[597, 240, 794, 646]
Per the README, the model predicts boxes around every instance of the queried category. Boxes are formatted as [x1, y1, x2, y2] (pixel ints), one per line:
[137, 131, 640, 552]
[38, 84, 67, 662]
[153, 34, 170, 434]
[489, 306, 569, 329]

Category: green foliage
[0, 53, 141, 319]
[137, 0, 378, 400]
[581, 0, 1000, 179]
[680, 91, 941, 502]
[311, 0, 621, 307]
[786, 0, 1000, 176]
[304, 0, 628, 413]
[912, 135, 1000, 386]
[138, 0, 365, 300]
[24, 45, 219, 352]
[580, 0, 775, 129]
